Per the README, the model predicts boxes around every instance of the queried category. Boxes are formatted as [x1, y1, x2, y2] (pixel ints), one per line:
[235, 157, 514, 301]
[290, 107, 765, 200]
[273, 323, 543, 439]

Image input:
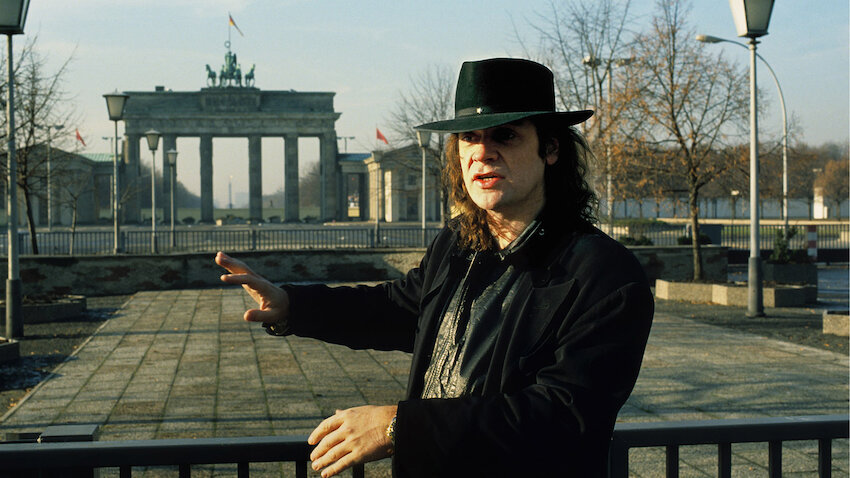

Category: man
[216, 58, 654, 477]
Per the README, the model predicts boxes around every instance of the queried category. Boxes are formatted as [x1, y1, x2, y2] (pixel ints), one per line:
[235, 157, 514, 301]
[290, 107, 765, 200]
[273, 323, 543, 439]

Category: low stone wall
[16, 249, 428, 297]
[629, 246, 727, 283]
[655, 279, 817, 307]
[11, 245, 723, 297]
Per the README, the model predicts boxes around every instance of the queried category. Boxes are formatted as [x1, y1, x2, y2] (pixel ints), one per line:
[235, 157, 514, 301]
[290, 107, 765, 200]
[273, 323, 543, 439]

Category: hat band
[457, 104, 551, 118]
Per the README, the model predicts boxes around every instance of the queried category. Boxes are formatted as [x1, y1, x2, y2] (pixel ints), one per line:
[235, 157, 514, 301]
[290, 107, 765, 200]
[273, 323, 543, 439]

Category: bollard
[807, 225, 818, 261]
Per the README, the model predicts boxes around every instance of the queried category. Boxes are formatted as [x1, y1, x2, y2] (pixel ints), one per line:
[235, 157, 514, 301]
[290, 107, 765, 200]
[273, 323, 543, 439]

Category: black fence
[4, 223, 849, 259]
[1, 415, 845, 477]
[608, 414, 848, 478]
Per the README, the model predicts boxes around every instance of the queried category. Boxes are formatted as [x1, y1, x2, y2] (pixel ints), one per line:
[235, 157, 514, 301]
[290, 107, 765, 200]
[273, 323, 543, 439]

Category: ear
[544, 138, 559, 166]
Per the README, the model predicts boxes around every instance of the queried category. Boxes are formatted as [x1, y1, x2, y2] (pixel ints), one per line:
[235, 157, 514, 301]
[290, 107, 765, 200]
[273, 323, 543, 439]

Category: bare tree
[386, 64, 455, 224]
[518, 0, 638, 221]
[54, 167, 92, 255]
[0, 36, 77, 254]
[622, 0, 748, 280]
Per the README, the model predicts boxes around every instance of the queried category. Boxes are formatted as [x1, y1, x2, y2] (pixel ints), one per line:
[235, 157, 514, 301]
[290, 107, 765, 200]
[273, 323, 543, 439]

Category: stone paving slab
[1, 288, 847, 477]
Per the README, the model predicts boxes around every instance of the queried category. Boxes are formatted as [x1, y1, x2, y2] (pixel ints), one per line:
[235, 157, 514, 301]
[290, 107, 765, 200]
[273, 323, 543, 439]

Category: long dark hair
[443, 116, 598, 251]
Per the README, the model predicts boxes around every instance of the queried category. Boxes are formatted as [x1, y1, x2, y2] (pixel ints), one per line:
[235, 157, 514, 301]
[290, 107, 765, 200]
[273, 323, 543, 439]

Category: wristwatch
[385, 414, 397, 449]
[262, 320, 289, 336]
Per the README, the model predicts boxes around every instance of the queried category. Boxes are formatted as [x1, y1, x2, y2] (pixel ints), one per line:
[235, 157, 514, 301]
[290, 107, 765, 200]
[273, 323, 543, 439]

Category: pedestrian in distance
[216, 57, 654, 477]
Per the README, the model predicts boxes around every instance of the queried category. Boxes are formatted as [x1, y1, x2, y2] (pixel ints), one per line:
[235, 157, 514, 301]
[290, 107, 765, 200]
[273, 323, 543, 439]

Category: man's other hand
[308, 405, 398, 478]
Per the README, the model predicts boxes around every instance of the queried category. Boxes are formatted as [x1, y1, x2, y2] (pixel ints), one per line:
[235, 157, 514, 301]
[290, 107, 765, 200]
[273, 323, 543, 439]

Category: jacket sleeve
[280, 228, 452, 352]
[393, 279, 654, 477]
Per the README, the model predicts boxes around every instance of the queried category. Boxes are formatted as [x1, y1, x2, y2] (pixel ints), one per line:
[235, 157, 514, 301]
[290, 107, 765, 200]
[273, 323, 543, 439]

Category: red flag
[75, 128, 86, 147]
[376, 128, 388, 145]
[228, 13, 244, 37]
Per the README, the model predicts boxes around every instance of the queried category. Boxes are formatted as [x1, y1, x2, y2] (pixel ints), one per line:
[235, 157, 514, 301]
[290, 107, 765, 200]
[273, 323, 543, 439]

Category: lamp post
[166, 149, 177, 248]
[728, 0, 775, 317]
[145, 130, 160, 254]
[581, 55, 632, 234]
[41, 124, 64, 232]
[416, 130, 431, 247]
[1, 0, 30, 339]
[103, 91, 129, 254]
[696, 33, 788, 232]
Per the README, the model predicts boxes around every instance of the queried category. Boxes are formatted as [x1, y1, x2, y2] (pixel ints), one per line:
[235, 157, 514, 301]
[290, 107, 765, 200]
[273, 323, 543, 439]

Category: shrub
[619, 235, 654, 246]
[677, 234, 712, 245]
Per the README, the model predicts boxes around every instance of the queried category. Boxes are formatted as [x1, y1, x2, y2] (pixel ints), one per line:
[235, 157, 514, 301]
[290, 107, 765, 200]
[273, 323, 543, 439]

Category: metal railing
[0, 434, 365, 478]
[608, 414, 849, 478]
[1, 415, 844, 477]
[4, 223, 848, 256]
[6, 226, 445, 256]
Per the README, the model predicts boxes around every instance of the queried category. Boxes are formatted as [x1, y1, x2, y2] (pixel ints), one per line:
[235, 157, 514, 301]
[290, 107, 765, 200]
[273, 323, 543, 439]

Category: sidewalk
[1, 287, 847, 477]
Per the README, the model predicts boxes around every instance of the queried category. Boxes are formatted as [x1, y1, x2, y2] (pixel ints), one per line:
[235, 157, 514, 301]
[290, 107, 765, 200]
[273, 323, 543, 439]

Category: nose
[469, 139, 497, 163]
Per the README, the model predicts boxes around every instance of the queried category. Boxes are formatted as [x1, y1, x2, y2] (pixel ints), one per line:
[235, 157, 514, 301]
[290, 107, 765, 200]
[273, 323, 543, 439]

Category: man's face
[458, 120, 558, 222]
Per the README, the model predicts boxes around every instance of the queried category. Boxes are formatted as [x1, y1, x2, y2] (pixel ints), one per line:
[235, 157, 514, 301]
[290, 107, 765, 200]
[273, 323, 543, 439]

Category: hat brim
[415, 110, 593, 133]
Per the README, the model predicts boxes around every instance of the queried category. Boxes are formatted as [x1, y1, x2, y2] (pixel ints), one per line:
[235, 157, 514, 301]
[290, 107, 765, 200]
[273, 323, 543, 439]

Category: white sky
[20, 0, 850, 206]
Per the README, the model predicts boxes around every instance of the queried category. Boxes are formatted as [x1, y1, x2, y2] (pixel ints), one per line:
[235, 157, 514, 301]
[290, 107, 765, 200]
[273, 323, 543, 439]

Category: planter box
[0, 295, 86, 324]
[655, 280, 714, 302]
[0, 337, 19, 364]
[656, 279, 817, 308]
[763, 262, 818, 285]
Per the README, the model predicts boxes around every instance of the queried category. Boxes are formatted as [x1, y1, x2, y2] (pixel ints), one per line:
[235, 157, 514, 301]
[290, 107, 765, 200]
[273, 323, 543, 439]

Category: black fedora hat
[415, 58, 593, 133]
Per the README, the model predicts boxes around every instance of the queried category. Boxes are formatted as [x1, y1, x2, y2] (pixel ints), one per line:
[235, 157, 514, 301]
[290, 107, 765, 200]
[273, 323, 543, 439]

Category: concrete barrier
[9, 245, 725, 297]
[823, 310, 849, 336]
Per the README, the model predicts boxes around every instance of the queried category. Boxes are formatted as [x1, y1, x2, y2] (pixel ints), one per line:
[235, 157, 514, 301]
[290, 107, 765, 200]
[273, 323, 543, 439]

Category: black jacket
[283, 221, 654, 477]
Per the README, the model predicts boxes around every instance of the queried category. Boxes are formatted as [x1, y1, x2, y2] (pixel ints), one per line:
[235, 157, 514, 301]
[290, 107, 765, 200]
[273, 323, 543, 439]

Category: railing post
[818, 438, 831, 478]
[607, 438, 629, 478]
[768, 440, 781, 478]
[718, 442, 731, 478]
[665, 444, 679, 478]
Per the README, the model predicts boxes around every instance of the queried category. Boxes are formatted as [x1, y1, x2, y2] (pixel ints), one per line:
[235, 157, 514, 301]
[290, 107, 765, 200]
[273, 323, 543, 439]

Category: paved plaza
[1, 287, 847, 477]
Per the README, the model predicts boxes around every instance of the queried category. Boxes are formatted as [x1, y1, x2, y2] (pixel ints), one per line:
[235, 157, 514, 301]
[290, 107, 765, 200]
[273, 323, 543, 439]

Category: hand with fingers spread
[308, 404, 398, 478]
[214, 251, 290, 326]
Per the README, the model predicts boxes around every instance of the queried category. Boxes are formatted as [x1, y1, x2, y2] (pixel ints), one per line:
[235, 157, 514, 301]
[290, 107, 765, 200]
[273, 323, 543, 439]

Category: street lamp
[39, 124, 64, 232]
[581, 55, 632, 234]
[145, 129, 160, 254]
[166, 149, 178, 248]
[416, 130, 432, 247]
[729, 0, 775, 317]
[103, 90, 129, 253]
[1, 0, 31, 339]
[696, 33, 788, 232]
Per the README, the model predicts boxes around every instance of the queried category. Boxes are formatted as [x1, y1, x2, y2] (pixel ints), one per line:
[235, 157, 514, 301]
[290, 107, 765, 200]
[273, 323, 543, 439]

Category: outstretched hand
[308, 405, 398, 478]
[215, 251, 290, 325]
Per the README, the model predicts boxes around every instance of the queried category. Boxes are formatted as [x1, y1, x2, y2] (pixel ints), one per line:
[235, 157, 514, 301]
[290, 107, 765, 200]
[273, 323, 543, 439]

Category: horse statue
[245, 64, 256, 87]
[219, 51, 240, 87]
[205, 64, 217, 87]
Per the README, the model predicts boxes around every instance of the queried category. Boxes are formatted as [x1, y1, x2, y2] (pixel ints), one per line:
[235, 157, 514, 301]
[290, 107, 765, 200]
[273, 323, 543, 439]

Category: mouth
[472, 172, 503, 188]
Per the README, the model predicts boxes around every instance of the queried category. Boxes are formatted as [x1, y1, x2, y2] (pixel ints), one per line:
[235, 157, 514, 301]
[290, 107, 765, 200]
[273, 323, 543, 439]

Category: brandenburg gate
[120, 83, 341, 224]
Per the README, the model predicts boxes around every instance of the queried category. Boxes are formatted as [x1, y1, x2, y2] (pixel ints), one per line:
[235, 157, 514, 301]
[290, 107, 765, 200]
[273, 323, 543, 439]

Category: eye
[459, 131, 478, 143]
[491, 127, 517, 143]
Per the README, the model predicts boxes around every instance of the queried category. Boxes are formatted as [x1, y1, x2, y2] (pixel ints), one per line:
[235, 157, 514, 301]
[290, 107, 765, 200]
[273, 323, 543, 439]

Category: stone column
[319, 132, 338, 220]
[124, 134, 141, 224]
[200, 135, 214, 224]
[161, 135, 177, 224]
[359, 172, 368, 220]
[248, 135, 262, 223]
[284, 134, 299, 222]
